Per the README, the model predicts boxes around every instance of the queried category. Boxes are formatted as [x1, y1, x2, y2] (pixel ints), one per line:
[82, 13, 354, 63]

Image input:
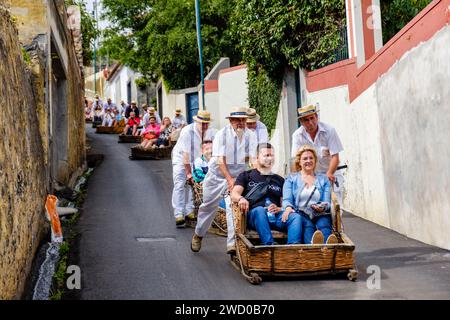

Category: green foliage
[50, 242, 69, 300]
[135, 78, 148, 90]
[231, 0, 346, 74]
[21, 47, 31, 65]
[101, 0, 240, 90]
[232, 0, 345, 133]
[247, 67, 282, 133]
[65, 0, 99, 66]
[381, 0, 432, 44]
[100, 1, 347, 131]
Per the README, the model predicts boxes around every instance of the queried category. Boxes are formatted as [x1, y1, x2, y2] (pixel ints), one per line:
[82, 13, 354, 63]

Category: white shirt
[149, 112, 161, 125]
[144, 112, 161, 126]
[209, 125, 258, 178]
[142, 113, 150, 128]
[172, 115, 187, 129]
[118, 103, 127, 115]
[103, 102, 116, 111]
[298, 184, 321, 208]
[172, 123, 217, 165]
[253, 121, 269, 144]
[104, 112, 114, 121]
[291, 122, 344, 173]
[93, 99, 103, 109]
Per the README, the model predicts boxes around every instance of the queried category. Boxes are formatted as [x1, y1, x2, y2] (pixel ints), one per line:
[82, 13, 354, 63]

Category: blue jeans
[301, 213, 332, 244]
[247, 206, 302, 245]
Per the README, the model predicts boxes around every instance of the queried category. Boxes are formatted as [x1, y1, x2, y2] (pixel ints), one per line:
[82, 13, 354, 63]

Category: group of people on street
[84, 95, 188, 149]
[87, 95, 345, 253]
[169, 104, 344, 255]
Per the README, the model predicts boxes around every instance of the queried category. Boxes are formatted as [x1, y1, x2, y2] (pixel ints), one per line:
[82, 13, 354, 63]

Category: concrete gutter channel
[23, 153, 103, 300]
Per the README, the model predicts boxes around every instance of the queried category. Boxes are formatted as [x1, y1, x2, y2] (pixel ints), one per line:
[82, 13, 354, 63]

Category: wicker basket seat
[118, 135, 143, 143]
[231, 192, 358, 284]
[189, 182, 227, 237]
[96, 126, 125, 134]
[129, 144, 174, 160]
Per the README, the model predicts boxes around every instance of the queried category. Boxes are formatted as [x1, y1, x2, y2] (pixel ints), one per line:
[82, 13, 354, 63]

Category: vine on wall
[232, 0, 346, 133]
[247, 66, 283, 133]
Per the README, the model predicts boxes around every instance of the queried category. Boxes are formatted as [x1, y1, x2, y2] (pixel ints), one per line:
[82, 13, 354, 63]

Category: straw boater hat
[226, 106, 249, 119]
[149, 106, 156, 113]
[193, 110, 212, 123]
[297, 104, 319, 118]
[175, 107, 182, 113]
[131, 100, 137, 105]
[246, 108, 260, 123]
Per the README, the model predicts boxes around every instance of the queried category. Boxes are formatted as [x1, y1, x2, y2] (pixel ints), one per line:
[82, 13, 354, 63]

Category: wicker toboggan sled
[185, 182, 228, 237]
[92, 119, 102, 128]
[230, 192, 357, 284]
[129, 143, 174, 160]
[118, 135, 143, 144]
[95, 125, 125, 134]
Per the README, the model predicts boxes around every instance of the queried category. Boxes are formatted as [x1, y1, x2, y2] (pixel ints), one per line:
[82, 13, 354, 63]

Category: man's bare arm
[231, 185, 244, 203]
[326, 153, 340, 183]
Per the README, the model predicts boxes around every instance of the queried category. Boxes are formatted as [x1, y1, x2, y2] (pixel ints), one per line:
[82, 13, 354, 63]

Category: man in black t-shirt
[231, 143, 302, 245]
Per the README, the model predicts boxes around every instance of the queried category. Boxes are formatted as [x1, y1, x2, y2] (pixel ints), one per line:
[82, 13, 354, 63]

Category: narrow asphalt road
[77, 126, 450, 300]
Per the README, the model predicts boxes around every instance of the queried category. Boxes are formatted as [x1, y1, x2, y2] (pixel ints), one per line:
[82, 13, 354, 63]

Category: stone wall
[9, 0, 86, 187]
[5, 0, 47, 45]
[0, 7, 47, 300]
[0, 0, 86, 299]
[57, 0, 85, 185]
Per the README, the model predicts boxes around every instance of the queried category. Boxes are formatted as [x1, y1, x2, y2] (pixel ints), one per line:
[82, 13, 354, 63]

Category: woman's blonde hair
[293, 145, 318, 172]
[162, 117, 172, 125]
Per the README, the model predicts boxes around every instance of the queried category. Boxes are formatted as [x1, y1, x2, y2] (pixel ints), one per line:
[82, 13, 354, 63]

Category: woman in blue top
[282, 145, 338, 244]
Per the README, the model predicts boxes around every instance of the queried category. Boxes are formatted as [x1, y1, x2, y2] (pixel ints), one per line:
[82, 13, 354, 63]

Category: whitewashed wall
[159, 81, 197, 122]
[104, 66, 140, 104]
[299, 26, 450, 249]
[217, 68, 249, 129]
[203, 91, 220, 130]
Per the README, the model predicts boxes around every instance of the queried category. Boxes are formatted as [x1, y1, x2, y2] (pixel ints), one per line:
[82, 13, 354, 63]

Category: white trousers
[195, 171, 235, 249]
[102, 117, 113, 127]
[172, 164, 194, 218]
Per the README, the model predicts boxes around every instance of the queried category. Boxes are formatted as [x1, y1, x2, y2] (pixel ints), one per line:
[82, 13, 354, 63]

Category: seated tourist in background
[141, 104, 150, 128]
[156, 117, 174, 148]
[84, 99, 93, 121]
[122, 111, 140, 136]
[102, 108, 114, 127]
[112, 109, 124, 127]
[148, 106, 161, 125]
[93, 105, 103, 123]
[140, 116, 160, 149]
